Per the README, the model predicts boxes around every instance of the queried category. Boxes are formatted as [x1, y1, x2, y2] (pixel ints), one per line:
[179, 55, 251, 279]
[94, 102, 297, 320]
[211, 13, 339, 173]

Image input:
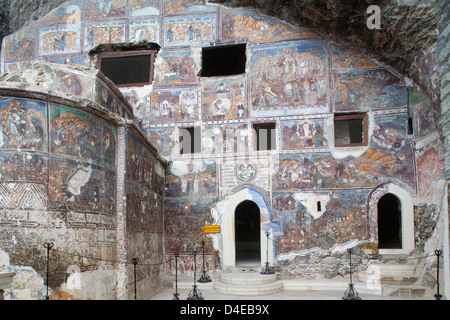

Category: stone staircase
[213, 267, 283, 296]
[165, 263, 431, 298]
[356, 263, 429, 298]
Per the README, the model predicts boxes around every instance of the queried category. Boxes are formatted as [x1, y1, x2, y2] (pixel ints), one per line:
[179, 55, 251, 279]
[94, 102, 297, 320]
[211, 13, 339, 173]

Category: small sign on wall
[204, 225, 220, 234]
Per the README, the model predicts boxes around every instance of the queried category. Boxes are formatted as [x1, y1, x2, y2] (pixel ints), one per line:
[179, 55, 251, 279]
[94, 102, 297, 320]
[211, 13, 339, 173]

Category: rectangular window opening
[98, 51, 155, 87]
[200, 43, 247, 77]
[334, 113, 368, 147]
[180, 127, 201, 154]
[254, 122, 276, 151]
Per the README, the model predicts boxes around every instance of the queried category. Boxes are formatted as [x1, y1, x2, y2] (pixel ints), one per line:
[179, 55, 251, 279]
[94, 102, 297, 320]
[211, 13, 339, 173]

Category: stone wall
[0, 61, 165, 300]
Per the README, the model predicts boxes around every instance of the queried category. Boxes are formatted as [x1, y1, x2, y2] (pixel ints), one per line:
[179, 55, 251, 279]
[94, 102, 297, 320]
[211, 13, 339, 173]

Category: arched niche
[213, 187, 279, 268]
[367, 183, 415, 254]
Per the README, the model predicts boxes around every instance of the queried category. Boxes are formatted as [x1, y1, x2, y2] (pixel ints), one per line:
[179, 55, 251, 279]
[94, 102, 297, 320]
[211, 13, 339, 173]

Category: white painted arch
[212, 187, 279, 268]
[368, 183, 415, 254]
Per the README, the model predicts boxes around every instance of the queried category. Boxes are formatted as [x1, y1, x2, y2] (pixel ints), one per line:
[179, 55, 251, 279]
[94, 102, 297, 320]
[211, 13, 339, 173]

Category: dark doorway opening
[377, 193, 402, 249]
[235, 200, 260, 266]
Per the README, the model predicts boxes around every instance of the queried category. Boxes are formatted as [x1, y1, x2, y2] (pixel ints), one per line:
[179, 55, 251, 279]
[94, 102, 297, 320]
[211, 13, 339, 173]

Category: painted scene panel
[39, 24, 81, 56]
[274, 189, 369, 252]
[49, 103, 116, 165]
[4, 29, 36, 60]
[143, 126, 176, 157]
[201, 77, 247, 121]
[85, 0, 126, 20]
[84, 21, 126, 51]
[49, 156, 116, 213]
[129, 19, 160, 43]
[331, 45, 377, 70]
[250, 40, 328, 110]
[153, 49, 198, 85]
[126, 131, 144, 184]
[221, 9, 319, 43]
[0, 97, 47, 151]
[165, 160, 217, 197]
[164, 0, 207, 15]
[163, 14, 216, 47]
[0, 152, 47, 183]
[333, 69, 408, 111]
[164, 196, 217, 254]
[204, 123, 248, 156]
[130, 0, 161, 16]
[150, 87, 198, 124]
[281, 119, 327, 150]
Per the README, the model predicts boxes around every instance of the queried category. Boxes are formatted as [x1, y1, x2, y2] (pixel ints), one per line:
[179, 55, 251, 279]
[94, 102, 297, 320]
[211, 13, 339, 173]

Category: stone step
[219, 272, 277, 285]
[213, 279, 284, 296]
[357, 263, 418, 286]
[382, 286, 429, 298]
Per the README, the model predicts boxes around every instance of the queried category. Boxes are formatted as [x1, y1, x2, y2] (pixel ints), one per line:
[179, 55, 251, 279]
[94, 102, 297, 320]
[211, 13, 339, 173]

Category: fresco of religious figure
[250, 40, 328, 109]
[0, 98, 46, 151]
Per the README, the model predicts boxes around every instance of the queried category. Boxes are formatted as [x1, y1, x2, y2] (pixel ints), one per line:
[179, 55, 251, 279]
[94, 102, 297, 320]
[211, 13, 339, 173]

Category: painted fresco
[130, 0, 161, 16]
[97, 83, 121, 115]
[49, 156, 116, 213]
[250, 41, 328, 110]
[163, 14, 216, 47]
[281, 119, 327, 150]
[142, 149, 154, 190]
[150, 87, 198, 123]
[417, 147, 445, 203]
[273, 129, 415, 191]
[127, 182, 163, 233]
[221, 9, 318, 43]
[333, 69, 408, 111]
[201, 77, 247, 121]
[164, 196, 217, 254]
[84, 21, 125, 50]
[165, 160, 217, 197]
[126, 131, 144, 184]
[0, 97, 47, 151]
[4, 29, 36, 60]
[143, 126, 175, 157]
[164, 0, 207, 15]
[122, 89, 150, 123]
[85, 0, 126, 19]
[39, 24, 81, 56]
[48, 54, 88, 66]
[410, 86, 440, 139]
[331, 45, 377, 70]
[274, 189, 369, 251]
[50, 104, 116, 165]
[153, 49, 197, 85]
[129, 19, 160, 43]
[37, 0, 82, 25]
[0, 152, 47, 182]
[204, 123, 248, 155]
[154, 162, 164, 196]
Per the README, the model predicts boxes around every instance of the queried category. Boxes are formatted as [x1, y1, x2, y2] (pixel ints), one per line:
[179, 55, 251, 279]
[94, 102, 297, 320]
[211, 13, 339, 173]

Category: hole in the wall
[407, 117, 413, 135]
[377, 193, 402, 249]
[317, 201, 321, 212]
[235, 200, 261, 266]
[334, 113, 368, 147]
[200, 43, 247, 77]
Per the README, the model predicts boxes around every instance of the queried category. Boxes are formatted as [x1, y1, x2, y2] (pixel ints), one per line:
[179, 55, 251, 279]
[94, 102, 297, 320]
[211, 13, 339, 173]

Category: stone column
[115, 125, 128, 300]
[436, 0, 450, 300]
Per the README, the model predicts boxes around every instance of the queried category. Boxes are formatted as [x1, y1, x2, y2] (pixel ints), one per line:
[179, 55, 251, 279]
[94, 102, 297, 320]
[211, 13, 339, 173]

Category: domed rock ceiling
[0, 0, 445, 106]
[211, 0, 442, 105]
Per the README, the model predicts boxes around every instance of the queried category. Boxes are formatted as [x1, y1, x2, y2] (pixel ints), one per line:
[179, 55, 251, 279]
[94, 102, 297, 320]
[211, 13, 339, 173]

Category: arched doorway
[377, 193, 402, 249]
[235, 200, 261, 266]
